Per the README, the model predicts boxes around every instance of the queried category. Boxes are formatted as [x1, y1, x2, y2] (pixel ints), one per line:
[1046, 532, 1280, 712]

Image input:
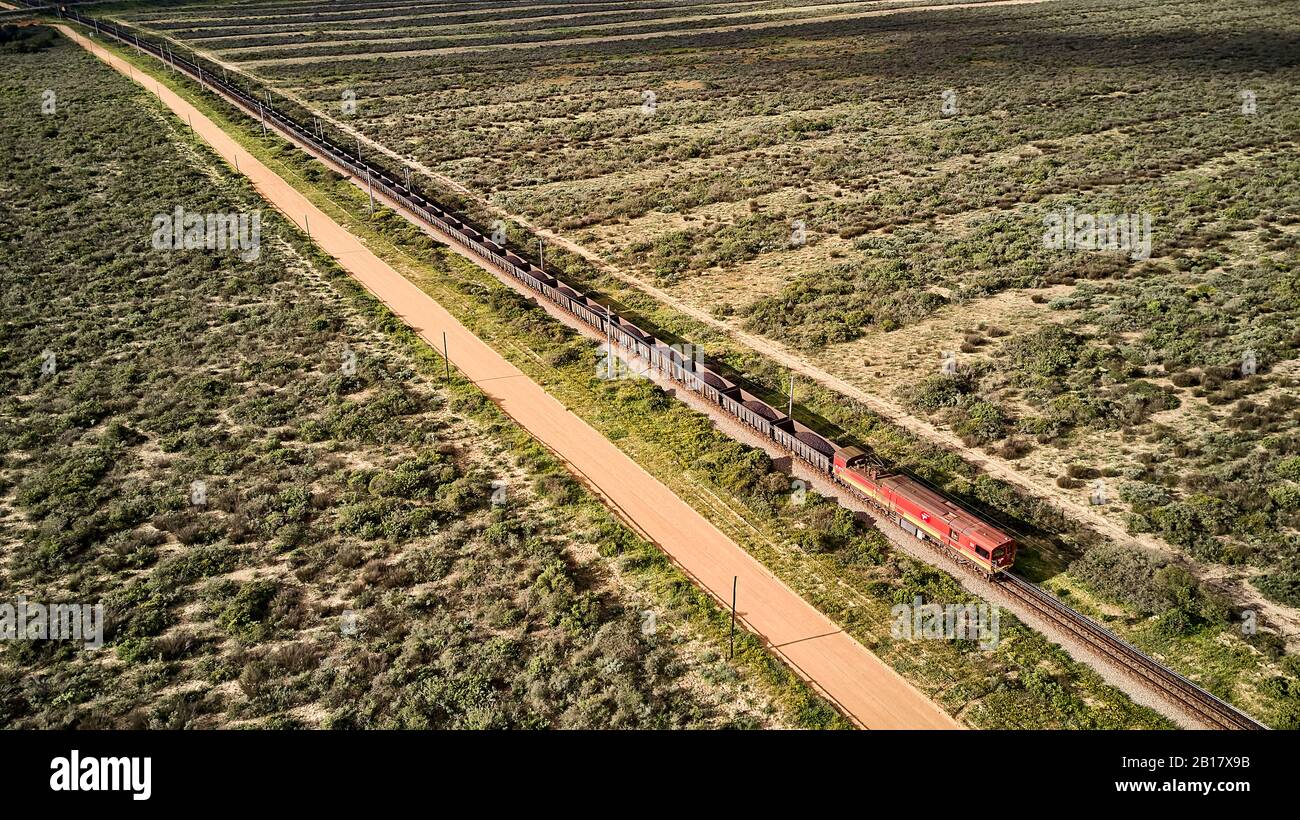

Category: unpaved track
[59, 24, 958, 730]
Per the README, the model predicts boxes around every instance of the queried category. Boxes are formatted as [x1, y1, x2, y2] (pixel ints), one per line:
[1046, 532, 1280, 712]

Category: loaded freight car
[832, 447, 1015, 574]
[771, 418, 834, 472]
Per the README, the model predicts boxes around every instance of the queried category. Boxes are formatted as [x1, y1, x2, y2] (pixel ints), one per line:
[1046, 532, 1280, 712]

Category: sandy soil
[208, 1, 950, 56]
[60, 23, 959, 730]
[238, 0, 1059, 65]
[184, 2, 776, 43]
[132, 0, 760, 29]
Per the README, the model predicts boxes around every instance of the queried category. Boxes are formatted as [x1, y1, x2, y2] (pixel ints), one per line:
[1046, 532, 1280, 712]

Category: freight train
[58, 7, 1018, 576]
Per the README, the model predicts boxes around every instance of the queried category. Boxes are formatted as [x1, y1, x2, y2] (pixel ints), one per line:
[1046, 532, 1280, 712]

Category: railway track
[844, 470, 1267, 729]
[997, 573, 1266, 730]
[44, 3, 1270, 731]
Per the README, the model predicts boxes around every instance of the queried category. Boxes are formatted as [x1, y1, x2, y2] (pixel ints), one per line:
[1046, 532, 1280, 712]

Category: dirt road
[59, 24, 959, 730]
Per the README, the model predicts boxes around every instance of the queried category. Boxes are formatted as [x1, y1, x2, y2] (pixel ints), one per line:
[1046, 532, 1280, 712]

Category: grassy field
[0, 28, 851, 729]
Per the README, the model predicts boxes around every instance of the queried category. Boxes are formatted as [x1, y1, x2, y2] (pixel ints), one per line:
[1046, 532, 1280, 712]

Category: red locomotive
[833, 447, 1015, 574]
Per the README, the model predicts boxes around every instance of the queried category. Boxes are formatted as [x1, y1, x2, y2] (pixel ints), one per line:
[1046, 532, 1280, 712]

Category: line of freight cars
[61, 8, 1018, 575]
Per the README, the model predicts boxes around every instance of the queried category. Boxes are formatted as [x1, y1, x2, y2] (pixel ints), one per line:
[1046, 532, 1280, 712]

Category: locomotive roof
[877, 473, 1012, 545]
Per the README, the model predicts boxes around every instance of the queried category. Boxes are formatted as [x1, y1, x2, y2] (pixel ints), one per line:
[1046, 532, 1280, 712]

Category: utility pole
[788, 374, 795, 416]
[729, 576, 737, 659]
[404, 166, 411, 192]
[304, 214, 310, 241]
[258, 102, 266, 136]
[366, 169, 374, 214]
[442, 332, 450, 382]
[605, 310, 615, 379]
[538, 237, 544, 273]
[355, 134, 361, 162]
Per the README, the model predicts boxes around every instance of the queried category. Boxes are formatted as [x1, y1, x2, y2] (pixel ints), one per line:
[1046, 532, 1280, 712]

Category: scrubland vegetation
[116, 0, 1300, 614]
[0, 31, 837, 729]
[24, 0, 1300, 727]
[141, 55, 1185, 728]
[92, 0, 1300, 725]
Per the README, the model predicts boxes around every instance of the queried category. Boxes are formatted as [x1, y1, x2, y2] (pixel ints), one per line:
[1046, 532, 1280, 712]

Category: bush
[1119, 480, 1172, 512]
[218, 580, 280, 644]
[1255, 566, 1300, 608]
[1069, 543, 1170, 615]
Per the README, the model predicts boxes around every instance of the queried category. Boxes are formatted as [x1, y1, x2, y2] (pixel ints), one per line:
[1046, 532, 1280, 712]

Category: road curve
[58, 23, 960, 730]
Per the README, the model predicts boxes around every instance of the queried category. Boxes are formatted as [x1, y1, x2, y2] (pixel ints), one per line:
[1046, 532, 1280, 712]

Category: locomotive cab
[972, 533, 1016, 572]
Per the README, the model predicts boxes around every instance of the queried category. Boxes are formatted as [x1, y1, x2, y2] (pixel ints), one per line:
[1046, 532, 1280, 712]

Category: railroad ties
[998, 574, 1265, 730]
